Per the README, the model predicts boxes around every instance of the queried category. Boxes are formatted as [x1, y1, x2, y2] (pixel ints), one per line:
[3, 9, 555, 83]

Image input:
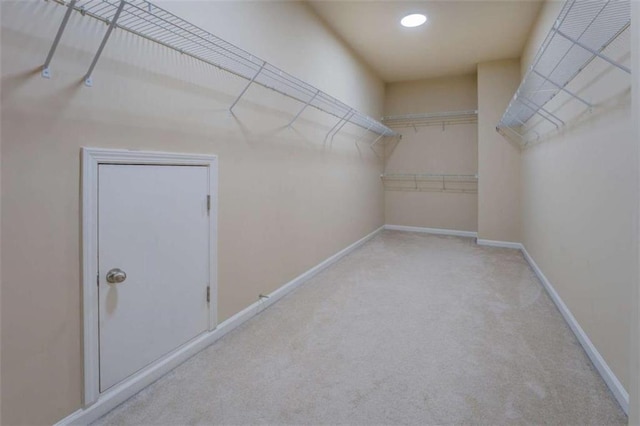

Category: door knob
[106, 268, 127, 284]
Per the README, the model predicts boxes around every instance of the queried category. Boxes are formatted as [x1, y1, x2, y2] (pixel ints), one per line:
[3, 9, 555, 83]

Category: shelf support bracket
[324, 110, 352, 141]
[288, 90, 319, 126]
[531, 69, 592, 108]
[83, 0, 125, 87]
[230, 62, 266, 113]
[498, 125, 531, 144]
[504, 111, 541, 140]
[354, 123, 374, 144]
[330, 111, 354, 140]
[370, 133, 385, 148]
[42, 0, 78, 79]
[519, 97, 565, 128]
[553, 28, 631, 74]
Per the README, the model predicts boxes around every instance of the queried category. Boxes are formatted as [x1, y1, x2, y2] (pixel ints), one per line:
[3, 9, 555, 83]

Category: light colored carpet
[93, 231, 627, 425]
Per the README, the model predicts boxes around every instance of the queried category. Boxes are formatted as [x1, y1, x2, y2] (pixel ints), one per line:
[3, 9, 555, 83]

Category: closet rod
[381, 173, 478, 180]
[381, 173, 479, 193]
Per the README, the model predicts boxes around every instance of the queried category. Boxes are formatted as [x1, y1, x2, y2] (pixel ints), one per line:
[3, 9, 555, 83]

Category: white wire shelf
[497, 0, 630, 145]
[381, 173, 478, 193]
[42, 0, 399, 142]
[383, 110, 478, 128]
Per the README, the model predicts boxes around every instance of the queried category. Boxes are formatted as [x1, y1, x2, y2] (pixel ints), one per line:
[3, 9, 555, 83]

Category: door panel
[98, 164, 210, 392]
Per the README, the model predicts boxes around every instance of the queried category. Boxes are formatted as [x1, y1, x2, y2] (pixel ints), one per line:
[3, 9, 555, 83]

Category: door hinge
[206, 195, 211, 214]
[97, 273, 99, 286]
[206, 286, 210, 303]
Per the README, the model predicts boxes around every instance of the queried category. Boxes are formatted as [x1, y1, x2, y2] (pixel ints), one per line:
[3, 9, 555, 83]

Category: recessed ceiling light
[401, 13, 427, 28]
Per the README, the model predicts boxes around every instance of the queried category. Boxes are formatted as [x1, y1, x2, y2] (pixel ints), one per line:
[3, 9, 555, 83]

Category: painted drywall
[519, 0, 633, 397]
[630, 2, 639, 424]
[520, 0, 563, 78]
[477, 59, 522, 243]
[383, 75, 478, 232]
[0, 2, 3, 421]
[384, 75, 478, 114]
[0, 1, 385, 424]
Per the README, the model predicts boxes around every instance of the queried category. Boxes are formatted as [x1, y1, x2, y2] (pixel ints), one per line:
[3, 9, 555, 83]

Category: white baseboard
[55, 226, 384, 426]
[473, 237, 628, 413]
[520, 246, 629, 414]
[56, 226, 628, 422]
[384, 224, 477, 238]
[476, 238, 524, 250]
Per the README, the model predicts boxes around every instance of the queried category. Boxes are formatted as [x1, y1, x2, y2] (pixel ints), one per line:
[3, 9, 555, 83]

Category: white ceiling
[307, 1, 544, 82]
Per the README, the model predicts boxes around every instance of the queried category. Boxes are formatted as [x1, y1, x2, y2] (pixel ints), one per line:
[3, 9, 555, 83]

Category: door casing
[81, 148, 218, 406]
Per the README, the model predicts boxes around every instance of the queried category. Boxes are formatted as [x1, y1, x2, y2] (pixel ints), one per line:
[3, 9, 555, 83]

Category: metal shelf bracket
[370, 134, 384, 148]
[42, 0, 78, 79]
[288, 90, 320, 127]
[83, 0, 125, 87]
[229, 61, 266, 113]
[354, 122, 374, 144]
[497, 0, 630, 146]
[553, 27, 631, 74]
[324, 109, 352, 142]
[519, 97, 565, 128]
[330, 110, 354, 140]
[505, 110, 541, 141]
[43, 0, 398, 139]
[531, 69, 592, 108]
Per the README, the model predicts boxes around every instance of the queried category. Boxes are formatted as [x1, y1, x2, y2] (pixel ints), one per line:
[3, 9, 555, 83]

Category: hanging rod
[42, 0, 398, 140]
[497, 0, 630, 146]
[381, 173, 478, 193]
[383, 110, 478, 128]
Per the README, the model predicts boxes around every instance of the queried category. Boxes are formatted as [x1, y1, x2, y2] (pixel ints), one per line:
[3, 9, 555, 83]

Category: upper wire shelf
[497, 0, 630, 145]
[383, 110, 478, 128]
[42, 0, 399, 141]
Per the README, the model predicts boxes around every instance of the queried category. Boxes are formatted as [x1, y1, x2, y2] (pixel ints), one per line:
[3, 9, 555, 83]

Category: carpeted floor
[93, 231, 627, 425]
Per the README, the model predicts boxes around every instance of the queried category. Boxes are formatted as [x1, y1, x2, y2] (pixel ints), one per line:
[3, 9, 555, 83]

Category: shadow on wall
[1, 3, 386, 156]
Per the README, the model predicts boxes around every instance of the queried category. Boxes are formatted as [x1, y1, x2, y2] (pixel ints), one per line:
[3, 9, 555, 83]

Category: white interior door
[98, 164, 210, 392]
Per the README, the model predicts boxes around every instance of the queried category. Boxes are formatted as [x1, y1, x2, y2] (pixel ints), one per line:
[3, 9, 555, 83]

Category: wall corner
[476, 58, 523, 244]
[631, 1, 640, 424]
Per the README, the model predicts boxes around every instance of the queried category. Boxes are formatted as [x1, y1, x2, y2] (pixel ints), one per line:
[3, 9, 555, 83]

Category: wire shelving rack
[381, 173, 478, 194]
[497, 0, 630, 145]
[42, 0, 399, 142]
[383, 110, 478, 129]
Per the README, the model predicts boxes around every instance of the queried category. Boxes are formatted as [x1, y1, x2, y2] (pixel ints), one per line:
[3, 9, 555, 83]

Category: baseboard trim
[56, 227, 628, 422]
[520, 246, 629, 414]
[476, 238, 524, 250]
[54, 226, 384, 425]
[475, 237, 629, 413]
[384, 224, 477, 238]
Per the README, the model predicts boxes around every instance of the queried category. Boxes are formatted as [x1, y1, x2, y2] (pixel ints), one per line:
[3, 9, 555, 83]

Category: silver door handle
[106, 268, 127, 284]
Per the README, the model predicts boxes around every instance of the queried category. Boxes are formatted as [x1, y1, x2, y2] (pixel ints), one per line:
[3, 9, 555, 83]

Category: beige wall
[384, 75, 478, 115]
[519, 0, 634, 396]
[0, 2, 3, 419]
[383, 75, 478, 231]
[632, 2, 640, 423]
[477, 59, 522, 243]
[161, 1, 384, 117]
[0, 1, 385, 424]
[520, 0, 563, 77]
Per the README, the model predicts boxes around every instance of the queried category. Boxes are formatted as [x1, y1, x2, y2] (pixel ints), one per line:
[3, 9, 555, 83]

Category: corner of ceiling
[303, 1, 388, 85]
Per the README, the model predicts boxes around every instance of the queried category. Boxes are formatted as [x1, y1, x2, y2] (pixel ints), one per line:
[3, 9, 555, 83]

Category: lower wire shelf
[381, 173, 478, 194]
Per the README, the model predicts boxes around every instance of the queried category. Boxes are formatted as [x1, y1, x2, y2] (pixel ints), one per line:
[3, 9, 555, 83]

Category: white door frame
[81, 148, 218, 406]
